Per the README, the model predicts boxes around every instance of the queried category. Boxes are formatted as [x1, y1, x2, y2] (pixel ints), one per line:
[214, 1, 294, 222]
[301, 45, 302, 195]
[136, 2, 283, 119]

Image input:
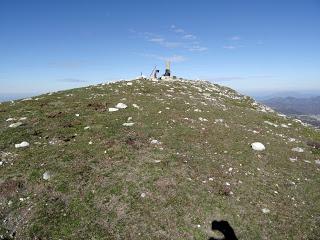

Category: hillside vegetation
[0, 79, 319, 239]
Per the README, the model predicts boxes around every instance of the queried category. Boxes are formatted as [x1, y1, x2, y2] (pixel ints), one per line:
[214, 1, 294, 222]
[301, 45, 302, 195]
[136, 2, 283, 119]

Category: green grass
[0, 79, 320, 239]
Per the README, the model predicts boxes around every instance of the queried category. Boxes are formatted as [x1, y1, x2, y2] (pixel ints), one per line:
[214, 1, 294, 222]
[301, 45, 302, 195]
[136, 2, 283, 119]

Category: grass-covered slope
[0, 79, 319, 239]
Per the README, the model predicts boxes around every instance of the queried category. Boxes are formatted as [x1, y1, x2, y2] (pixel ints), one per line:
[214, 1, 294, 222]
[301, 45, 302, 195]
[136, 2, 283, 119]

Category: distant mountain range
[261, 96, 320, 127]
[0, 93, 37, 103]
[262, 96, 320, 115]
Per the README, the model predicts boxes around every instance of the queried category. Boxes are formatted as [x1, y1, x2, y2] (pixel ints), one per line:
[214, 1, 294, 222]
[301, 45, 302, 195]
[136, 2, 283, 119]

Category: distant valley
[261, 96, 320, 128]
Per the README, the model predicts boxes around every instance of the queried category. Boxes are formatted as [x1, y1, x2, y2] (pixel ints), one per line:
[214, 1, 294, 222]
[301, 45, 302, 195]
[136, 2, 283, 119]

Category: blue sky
[1, 0, 320, 97]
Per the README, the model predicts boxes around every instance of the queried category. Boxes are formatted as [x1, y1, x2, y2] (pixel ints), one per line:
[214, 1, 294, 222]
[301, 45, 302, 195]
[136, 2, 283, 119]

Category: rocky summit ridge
[0, 78, 319, 239]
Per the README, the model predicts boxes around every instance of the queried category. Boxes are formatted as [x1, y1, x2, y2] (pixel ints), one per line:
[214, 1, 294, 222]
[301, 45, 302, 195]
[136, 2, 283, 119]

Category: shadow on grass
[208, 220, 238, 240]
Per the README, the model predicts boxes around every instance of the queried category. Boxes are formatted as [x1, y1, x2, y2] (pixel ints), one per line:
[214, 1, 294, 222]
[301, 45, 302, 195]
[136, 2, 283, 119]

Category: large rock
[251, 142, 266, 151]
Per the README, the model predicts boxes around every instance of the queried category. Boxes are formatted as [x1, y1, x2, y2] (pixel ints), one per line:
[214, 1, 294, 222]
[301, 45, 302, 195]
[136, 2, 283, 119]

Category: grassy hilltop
[0, 79, 319, 239]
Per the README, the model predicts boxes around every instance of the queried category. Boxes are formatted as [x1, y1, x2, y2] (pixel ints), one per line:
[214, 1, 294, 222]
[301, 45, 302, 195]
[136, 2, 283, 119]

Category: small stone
[132, 104, 140, 109]
[127, 117, 132, 121]
[84, 126, 90, 130]
[108, 107, 119, 112]
[150, 139, 161, 145]
[6, 118, 15, 122]
[289, 157, 297, 162]
[122, 122, 135, 127]
[292, 147, 304, 153]
[198, 117, 208, 122]
[9, 122, 22, 128]
[15, 141, 30, 148]
[315, 160, 320, 165]
[140, 193, 146, 198]
[89, 141, 93, 145]
[126, 82, 133, 86]
[251, 142, 265, 151]
[262, 208, 270, 214]
[43, 171, 51, 180]
[115, 103, 127, 109]
[75, 114, 80, 117]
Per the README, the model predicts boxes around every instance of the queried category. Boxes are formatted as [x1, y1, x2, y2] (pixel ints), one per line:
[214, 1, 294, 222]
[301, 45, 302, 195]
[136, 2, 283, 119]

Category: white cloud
[131, 27, 207, 53]
[188, 46, 208, 52]
[223, 45, 236, 50]
[142, 53, 187, 63]
[183, 34, 196, 40]
[174, 28, 185, 33]
[230, 36, 241, 41]
[149, 38, 165, 43]
[170, 25, 185, 33]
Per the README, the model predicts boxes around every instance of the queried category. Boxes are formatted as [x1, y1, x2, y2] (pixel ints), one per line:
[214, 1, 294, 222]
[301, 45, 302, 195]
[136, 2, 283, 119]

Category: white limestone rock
[291, 147, 304, 153]
[15, 141, 30, 148]
[43, 171, 51, 180]
[115, 103, 127, 109]
[9, 122, 23, 128]
[122, 122, 135, 127]
[108, 107, 119, 112]
[150, 139, 161, 145]
[251, 142, 266, 151]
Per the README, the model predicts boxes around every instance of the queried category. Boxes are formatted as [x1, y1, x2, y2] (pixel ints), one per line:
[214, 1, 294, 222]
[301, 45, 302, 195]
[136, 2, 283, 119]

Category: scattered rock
[315, 160, 320, 165]
[264, 121, 278, 127]
[43, 171, 51, 180]
[115, 103, 127, 109]
[251, 142, 265, 151]
[291, 147, 304, 153]
[84, 126, 90, 130]
[75, 114, 80, 117]
[289, 157, 297, 162]
[150, 139, 161, 145]
[262, 208, 270, 214]
[198, 117, 208, 122]
[123, 122, 135, 127]
[15, 141, 30, 148]
[9, 122, 23, 128]
[132, 104, 140, 109]
[140, 193, 146, 198]
[108, 107, 119, 112]
[6, 118, 15, 122]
